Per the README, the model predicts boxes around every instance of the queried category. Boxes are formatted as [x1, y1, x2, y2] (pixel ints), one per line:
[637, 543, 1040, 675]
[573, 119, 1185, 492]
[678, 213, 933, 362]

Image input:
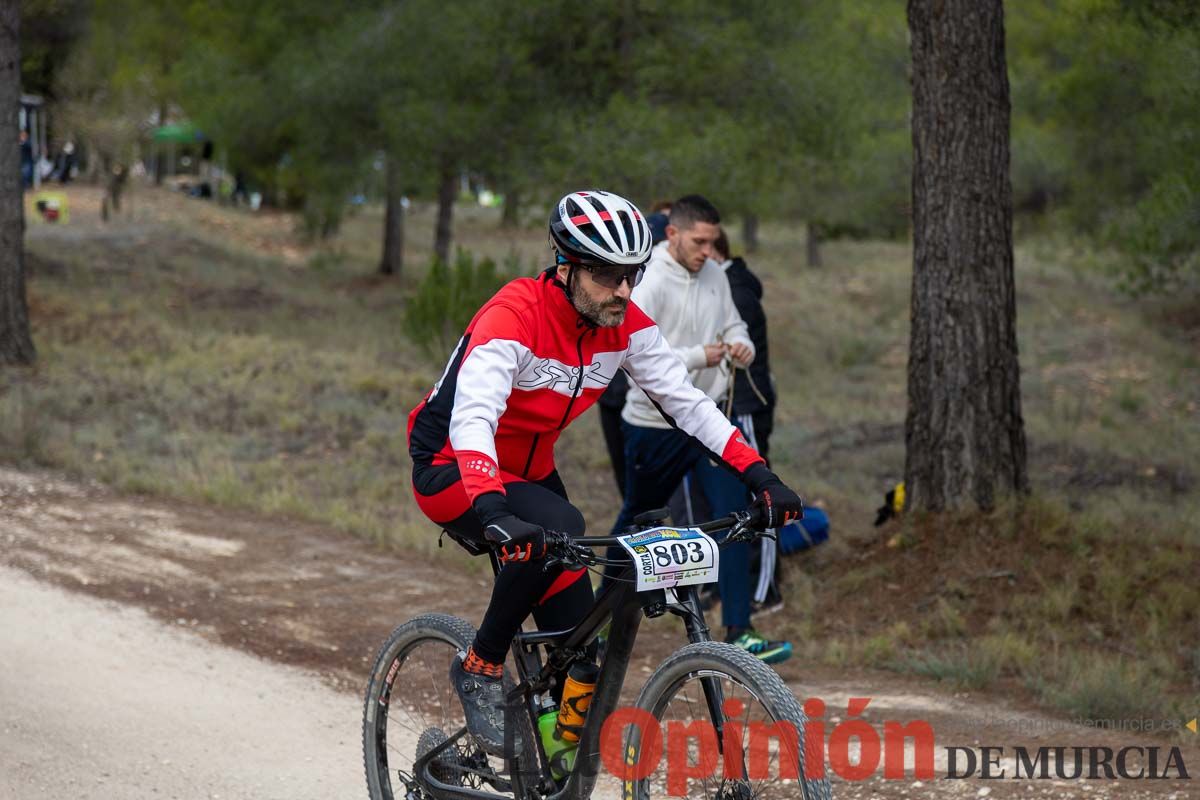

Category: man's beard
[570, 279, 628, 327]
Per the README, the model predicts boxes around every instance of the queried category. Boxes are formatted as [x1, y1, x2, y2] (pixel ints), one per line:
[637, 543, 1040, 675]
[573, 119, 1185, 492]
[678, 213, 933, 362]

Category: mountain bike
[362, 507, 832, 800]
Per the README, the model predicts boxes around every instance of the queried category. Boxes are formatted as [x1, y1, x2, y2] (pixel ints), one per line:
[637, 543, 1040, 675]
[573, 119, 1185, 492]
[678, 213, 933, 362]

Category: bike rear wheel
[623, 642, 832, 800]
[363, 613, 533, 800]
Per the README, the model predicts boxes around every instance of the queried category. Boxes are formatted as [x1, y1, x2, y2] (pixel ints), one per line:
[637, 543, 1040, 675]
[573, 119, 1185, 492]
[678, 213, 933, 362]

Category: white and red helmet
[549, 190, 653, 267]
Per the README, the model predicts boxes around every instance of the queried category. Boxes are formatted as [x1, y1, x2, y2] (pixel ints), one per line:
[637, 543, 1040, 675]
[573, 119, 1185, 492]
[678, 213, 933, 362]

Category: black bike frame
[414, 515, 750, 800]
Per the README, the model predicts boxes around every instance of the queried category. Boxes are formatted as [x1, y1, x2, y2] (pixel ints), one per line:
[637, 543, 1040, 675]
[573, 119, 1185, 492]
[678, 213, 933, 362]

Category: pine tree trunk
[618, 0, 636, 80]
[806, 220, 822, 267]
[434, 157, 456, 264]
[742, 213, 759, 253]
[905, 0, 1027, 511]
[501, 185, 519, 228]
[379, 153, 404, 276]
[108, 162, 126, 213]
[0, 2, 36, 366]
[154, 102, 167, 186]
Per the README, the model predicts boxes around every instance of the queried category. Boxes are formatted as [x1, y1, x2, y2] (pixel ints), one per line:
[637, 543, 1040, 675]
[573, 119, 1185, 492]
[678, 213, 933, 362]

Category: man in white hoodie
[609, 194, 793, 663]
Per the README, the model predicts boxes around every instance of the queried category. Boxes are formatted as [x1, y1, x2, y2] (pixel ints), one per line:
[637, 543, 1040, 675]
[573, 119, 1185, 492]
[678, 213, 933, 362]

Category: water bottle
[538, 661, 599, 779]
[538, 708, 576, 779]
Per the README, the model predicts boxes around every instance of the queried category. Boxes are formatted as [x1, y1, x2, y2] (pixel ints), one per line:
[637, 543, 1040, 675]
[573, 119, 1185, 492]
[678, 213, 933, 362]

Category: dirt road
[0, 564, 361, 799]
[1, 467, 1194, 799]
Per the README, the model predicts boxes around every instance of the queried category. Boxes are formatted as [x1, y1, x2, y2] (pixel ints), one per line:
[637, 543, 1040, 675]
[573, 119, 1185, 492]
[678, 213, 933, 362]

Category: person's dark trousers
[597, 374, 629, 497]
[670, 410, 771, 520]
[688, 454, 754, 629]
[603, 422, 702, 586]
[668, 410, 779, 611]
[604, 421, 752, 628]
[608, 422, 702, 536]
[733, 410, 778, 604]
[599, 404, 626, 498]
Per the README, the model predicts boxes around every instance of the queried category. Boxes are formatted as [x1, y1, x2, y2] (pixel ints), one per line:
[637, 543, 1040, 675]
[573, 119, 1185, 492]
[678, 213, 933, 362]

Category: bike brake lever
[542, 532, 588, 572]
[561, 544, 595, 570]
[723, 528, 747, 544]
[725, 515, 764, 544]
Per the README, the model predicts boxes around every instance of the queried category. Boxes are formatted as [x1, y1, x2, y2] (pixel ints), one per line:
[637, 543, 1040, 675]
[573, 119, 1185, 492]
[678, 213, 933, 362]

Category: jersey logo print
[516, 360, 576, 392]
[515, 352, 625, 396]
[465, 457, 497, 478]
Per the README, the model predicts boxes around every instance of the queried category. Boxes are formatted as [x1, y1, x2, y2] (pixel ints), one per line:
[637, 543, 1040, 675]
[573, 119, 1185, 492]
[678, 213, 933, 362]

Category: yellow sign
[1187, 718, 1197, 734]
[31, 191, 69, 224]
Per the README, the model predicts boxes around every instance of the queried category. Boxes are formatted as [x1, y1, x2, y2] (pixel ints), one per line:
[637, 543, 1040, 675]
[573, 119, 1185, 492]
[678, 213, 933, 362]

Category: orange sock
[462, 646, 503, 679]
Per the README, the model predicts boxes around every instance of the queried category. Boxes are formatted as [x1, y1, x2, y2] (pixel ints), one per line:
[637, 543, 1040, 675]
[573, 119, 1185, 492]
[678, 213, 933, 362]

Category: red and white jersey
[407, 269, 764, 502]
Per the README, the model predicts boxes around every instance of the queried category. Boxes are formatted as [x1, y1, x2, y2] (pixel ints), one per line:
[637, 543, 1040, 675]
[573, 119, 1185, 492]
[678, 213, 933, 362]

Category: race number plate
[616, 526, 720, 592]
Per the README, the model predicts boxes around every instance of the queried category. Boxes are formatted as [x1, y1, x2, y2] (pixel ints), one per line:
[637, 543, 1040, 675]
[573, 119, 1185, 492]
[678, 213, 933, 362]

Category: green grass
[5, 195, 434, 547]
[4, 184, 1199, 721]
[906, 647, 1003, 690]
[1028, 653, 1174, 725]
[811, 494, 1199, 723]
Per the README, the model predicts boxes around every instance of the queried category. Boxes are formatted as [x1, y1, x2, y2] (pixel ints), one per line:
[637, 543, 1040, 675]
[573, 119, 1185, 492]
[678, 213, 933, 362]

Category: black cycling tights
[438, 470, 596, 666]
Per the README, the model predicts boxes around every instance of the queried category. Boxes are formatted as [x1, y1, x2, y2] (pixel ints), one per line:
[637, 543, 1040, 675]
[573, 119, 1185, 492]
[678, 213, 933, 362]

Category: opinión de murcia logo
[501, 697, 1194, 788]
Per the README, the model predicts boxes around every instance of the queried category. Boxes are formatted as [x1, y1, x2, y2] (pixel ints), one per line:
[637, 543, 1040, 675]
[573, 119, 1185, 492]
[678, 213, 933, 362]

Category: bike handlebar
[539, 508, 768, 570]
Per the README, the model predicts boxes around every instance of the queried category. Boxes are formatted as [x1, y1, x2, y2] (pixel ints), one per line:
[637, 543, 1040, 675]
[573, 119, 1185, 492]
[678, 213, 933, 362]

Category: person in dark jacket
[719, 230, 776, 449]
[714, 229, 785, 611]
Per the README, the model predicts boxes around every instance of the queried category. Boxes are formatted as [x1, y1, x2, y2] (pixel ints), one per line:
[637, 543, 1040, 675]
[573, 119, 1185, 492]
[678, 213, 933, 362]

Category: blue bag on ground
[778, 507, 829, 554]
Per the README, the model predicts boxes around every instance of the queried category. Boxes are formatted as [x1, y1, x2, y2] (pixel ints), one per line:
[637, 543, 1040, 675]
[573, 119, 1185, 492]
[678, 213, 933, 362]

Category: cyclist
[407, 189, 804, 756]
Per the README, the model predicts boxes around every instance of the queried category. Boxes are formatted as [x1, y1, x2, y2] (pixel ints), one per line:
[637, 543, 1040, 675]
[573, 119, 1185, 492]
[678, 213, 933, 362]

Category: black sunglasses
[579, 262, 646, 290]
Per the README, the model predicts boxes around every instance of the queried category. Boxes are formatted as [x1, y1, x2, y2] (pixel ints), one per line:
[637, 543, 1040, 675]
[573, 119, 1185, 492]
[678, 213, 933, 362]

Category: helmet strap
[548, 251, 576, 296]
[551, 257, 601, 328]
[550, 248, 603, 328]
[565, 262, 580, 298]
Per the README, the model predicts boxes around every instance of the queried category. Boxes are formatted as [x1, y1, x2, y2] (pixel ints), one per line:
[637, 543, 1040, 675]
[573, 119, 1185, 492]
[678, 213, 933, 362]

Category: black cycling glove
[473, 492, 547, 563]
[743, 463, 805, 529]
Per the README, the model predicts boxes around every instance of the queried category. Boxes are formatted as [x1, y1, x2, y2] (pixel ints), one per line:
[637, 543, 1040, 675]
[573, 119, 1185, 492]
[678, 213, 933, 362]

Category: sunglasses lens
[590, 265, 645, 289]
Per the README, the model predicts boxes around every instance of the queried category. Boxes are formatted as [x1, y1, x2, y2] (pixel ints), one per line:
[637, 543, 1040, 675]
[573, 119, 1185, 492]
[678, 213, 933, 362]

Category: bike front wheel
[623, 642, 832, 800]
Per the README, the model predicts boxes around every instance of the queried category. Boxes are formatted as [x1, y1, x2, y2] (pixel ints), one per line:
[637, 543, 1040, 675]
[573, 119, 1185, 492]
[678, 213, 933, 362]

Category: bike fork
[673, 587, 728, 753]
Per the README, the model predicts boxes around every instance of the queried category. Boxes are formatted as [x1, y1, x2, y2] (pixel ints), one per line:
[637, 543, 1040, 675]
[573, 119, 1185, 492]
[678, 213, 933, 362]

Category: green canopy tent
[151, 123, 206, 144]
[150, 123, 207, 181]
